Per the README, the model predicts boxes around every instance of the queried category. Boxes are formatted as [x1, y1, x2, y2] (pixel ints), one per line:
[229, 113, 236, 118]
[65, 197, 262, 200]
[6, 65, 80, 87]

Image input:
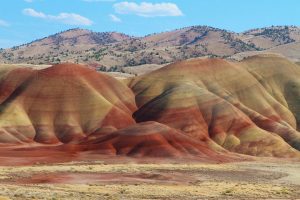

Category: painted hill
[0, 55, 300, 160]
[0, 63, 136, 144]
[130, 55, 300, 158]
[1, 26, 300, 71]
[76, 121, 237, 161]
[0, 63, 237, 161]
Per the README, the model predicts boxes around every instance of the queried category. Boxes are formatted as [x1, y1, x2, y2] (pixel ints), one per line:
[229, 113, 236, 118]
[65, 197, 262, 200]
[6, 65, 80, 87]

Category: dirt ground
[0, 157, 299, 200]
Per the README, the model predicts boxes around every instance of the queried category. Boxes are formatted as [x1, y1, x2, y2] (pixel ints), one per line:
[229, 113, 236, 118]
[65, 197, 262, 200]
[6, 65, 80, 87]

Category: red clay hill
[0, 63, 136, 144]
[0, 55, 300, 163]
[130, 55, 300, 158]
[0, 63, 237, 163]
[76, 121, 237, 161]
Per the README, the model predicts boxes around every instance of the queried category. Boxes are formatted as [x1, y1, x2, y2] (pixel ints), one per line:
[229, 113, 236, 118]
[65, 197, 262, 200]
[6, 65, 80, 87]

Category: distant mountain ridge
[1, 25, 300, 70]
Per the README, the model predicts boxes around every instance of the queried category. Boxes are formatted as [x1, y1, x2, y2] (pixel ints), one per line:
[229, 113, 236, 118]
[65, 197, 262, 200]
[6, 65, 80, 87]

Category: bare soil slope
[130, 55, 300, 157]
[0, 63, 136, 144]
[0, 56, 300, 162]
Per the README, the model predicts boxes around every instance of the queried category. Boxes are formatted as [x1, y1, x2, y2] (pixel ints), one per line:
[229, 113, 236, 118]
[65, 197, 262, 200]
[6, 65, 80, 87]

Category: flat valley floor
[0, 158, 299, 200]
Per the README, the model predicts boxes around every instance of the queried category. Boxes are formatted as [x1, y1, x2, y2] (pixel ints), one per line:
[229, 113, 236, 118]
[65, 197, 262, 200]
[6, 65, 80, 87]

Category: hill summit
[1, 26, 300, 70]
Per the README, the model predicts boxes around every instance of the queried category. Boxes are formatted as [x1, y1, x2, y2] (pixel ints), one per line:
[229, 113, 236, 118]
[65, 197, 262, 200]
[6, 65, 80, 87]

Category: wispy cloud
[109, 14, 121, 22]
[22, 8, 93, 26]
[24, 0, 43, 3]
[113, 2, 183, 17]
[0, 19, 9, 27]
[23, 8, 46, 18]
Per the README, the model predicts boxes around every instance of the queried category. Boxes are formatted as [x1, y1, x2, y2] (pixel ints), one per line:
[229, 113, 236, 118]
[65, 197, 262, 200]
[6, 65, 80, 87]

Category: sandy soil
[0, 158, 299, 200]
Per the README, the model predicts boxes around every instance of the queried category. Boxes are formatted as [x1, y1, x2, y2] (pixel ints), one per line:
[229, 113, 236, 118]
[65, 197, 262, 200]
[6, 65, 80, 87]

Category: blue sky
[0, 0, 300, 48]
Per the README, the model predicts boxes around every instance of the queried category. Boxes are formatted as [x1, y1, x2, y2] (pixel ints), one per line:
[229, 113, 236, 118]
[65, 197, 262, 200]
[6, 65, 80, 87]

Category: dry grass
[0, 161, 299, 199]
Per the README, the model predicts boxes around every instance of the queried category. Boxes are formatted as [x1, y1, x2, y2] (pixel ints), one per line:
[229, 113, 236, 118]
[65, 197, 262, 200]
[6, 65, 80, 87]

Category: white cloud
[22, 8, 93, 26]
[50, 13, 93, 25]
[23, 8, 46, 18]
[109, 14, 121, 22]
[113, 2, 183, 17]
[0, 19, 9, 27]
